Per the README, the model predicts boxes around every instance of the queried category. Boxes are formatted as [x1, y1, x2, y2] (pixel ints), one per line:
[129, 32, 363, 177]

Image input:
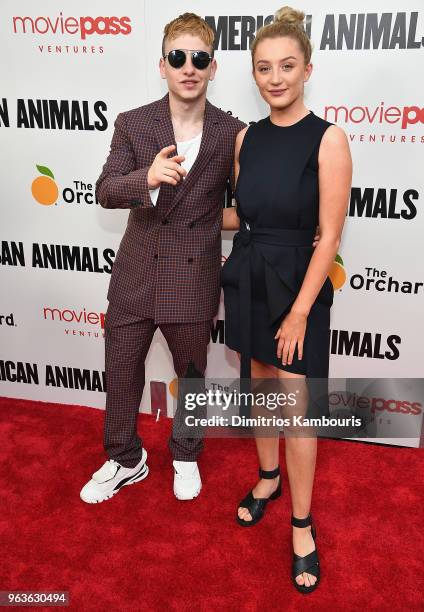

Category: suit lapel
[166, 99, 220, 216]
[153, 93, 177, 152]
[153, 94, 177, 208]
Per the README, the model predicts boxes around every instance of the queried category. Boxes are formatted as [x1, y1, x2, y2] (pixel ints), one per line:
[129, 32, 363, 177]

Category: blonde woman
[222, 6, 352, 593]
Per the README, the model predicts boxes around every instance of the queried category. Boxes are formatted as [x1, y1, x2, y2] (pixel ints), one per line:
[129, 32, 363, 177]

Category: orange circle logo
[329, 254, 346, 290]
[169, 378, 179, 399]
[31, 165, 58, 206]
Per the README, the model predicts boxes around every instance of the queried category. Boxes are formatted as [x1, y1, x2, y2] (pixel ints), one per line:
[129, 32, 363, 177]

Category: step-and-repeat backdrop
[1, 1, 423, 445]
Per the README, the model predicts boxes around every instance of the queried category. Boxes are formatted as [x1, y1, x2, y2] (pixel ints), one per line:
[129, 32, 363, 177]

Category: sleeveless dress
[221, 111, 334, 379]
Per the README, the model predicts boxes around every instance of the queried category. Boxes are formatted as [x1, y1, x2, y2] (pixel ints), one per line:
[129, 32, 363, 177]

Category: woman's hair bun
[274, 6, 305, 27]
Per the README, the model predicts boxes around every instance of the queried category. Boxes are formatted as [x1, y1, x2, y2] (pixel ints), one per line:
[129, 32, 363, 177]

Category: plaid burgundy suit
[96, 93, 245, 465]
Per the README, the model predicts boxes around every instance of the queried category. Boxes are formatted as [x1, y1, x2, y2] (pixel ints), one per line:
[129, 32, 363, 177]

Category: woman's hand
[223, 207, 240, 230]
[275, 310, 307, 366]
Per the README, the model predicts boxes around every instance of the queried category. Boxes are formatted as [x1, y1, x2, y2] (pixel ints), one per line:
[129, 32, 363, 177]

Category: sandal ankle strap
[291, 513, 312, 528]
[259, 466, 280, 479]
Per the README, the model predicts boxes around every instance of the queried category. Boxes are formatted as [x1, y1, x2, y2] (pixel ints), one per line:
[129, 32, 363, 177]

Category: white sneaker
[80, 449, 149, 504]
[173, 460, 202, 500]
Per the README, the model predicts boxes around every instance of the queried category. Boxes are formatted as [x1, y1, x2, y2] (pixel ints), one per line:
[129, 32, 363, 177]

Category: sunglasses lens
[192, 51, 211, 70]
[166, 50, 211, 70]
[168, 49, 186, 68]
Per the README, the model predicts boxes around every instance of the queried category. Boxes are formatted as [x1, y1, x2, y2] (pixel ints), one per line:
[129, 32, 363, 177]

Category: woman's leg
[278, 368, 318, 588]
[237, 357, 281, 522]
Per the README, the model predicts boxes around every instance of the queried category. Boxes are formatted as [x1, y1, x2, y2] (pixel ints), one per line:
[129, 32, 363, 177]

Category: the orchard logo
[31, 165, 58, 206]
[12, 13, 132, 40]
[31, 164, 98, 207]
[349, 267, 423, 295]
[329, 254, 347, 290]
[43, 306, 105, 339]
[0, 313, 16, 327]
[169, 378, 179, 400]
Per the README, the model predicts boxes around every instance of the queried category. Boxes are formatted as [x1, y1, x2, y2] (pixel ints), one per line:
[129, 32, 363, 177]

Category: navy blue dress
[221, 112, 334, 379]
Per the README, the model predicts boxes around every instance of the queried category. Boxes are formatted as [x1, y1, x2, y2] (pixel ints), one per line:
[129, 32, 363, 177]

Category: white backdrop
[1, 1, 423, 445]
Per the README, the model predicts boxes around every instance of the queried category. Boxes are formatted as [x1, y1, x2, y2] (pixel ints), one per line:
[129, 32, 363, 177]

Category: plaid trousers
[103, 303, 210, 466]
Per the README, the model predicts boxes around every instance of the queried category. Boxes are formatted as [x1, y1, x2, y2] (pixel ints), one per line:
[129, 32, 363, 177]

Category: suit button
[189, 222, 195, 229]
[154, 254, 158, 259]
[187, 257, 194, 263]
[130, 198, 142, 207]
[161, 219, 169, 225]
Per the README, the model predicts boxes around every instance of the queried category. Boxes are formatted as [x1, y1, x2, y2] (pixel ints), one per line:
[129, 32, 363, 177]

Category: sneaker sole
[174, 485, 202, 501]
[81, 463, 149, 504]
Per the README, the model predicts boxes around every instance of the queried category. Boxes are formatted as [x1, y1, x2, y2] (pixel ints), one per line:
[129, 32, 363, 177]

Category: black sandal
[291, 513, 320, 594]
[236, 466, 282, 527]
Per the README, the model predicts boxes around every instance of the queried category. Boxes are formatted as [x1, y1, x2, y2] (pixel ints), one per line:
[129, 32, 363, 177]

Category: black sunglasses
[163, 49, 213, 70]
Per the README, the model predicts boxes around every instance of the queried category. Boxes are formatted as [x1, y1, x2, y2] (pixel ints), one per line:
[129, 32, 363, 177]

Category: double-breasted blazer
[96, 93, 245, 323]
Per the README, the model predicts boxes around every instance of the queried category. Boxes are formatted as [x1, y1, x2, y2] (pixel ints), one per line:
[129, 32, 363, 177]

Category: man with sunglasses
[80, 13, 245, 504]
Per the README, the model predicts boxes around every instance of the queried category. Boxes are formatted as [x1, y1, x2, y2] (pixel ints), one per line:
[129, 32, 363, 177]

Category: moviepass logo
[329, 392, 422, 416]
[12, 12, 132, 40]
[325, 102, 424, 129]
[43, 307, 105, 339]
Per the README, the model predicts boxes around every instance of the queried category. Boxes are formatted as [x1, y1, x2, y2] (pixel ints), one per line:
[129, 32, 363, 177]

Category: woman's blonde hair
[251, 6, 312, 66]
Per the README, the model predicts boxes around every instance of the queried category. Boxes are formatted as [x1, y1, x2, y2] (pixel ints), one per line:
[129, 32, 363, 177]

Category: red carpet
[1, 396, 423, 611]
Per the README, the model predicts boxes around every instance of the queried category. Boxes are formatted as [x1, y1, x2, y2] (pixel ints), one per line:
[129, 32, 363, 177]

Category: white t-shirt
[149, 131, 202, 206]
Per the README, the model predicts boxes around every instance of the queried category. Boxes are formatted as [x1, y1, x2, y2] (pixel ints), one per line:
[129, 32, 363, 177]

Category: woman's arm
[292, 125, 352, 314]
[222, 127, 249, 230]
[276, 125, 352, 366]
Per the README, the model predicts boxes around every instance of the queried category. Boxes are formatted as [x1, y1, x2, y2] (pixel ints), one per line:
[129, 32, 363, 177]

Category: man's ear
[159, 57, 166, 79]
[209, 58, 218, 81]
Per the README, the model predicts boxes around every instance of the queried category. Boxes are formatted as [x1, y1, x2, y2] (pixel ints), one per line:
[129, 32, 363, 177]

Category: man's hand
[147, 145, 186, 189]
[312, 225, 320, 248]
